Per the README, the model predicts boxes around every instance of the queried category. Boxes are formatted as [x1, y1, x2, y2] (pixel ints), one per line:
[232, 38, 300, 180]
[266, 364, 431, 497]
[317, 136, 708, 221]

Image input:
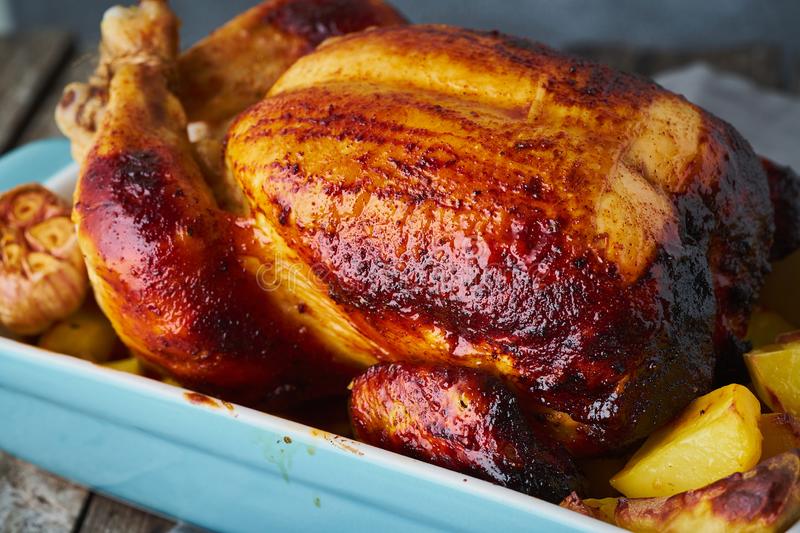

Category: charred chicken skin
[350, 363, 583, 502]
[57, 0, 406, 212]
[229, 26, 776, 455]
[59, 0, 405, 406]
[57, 0, 800, 502]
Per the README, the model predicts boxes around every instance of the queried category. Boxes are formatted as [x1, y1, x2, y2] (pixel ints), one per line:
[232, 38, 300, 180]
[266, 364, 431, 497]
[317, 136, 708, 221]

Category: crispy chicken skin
[764, 159, 800, 261]
[69, 0, 403, 407]
[349, 363, 582, 502]
[76, 65, 356, 405]
[227, 26, 774, 453]
[174, 0, 405, 211]
[56, 0, 406, 211]
[63, 0, 790, 461]
[174, 0, 406, 126]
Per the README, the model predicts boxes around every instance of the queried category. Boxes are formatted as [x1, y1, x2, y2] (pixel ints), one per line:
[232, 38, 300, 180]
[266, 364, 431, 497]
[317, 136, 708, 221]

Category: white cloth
[656, 63, 800, 170]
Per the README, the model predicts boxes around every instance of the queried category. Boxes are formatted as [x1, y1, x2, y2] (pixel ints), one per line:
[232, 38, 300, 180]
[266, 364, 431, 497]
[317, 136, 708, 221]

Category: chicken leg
[57, 0, 406, 212]
[72, 0, 393, 406]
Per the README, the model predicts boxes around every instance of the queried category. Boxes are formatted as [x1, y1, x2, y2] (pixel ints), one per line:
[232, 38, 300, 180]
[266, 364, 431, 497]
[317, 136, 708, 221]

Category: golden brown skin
[175, 0, 406, 125]
[78, 74, 357, 405]
[65, 2, 784, 461]
[71, 0, 404, 407]
[561, 450, 800, 532]
[55, 0, 180, 164]
[228, 25, 773, 454]
[349, 362, 582, 502]
[57, 0, 406, 211]
[175, 0, 406, 212]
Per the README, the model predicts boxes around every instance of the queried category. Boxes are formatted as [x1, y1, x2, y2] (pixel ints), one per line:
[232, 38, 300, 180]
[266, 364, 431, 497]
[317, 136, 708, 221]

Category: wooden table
[1, 29, 799, 533]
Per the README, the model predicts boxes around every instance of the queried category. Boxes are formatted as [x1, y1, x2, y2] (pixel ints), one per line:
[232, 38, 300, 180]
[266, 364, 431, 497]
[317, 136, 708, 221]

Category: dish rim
[0, 144, 618, 532]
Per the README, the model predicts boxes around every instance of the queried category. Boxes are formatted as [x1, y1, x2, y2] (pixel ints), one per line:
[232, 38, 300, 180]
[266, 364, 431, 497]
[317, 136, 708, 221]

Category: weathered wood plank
[0, 31, 73, 153]
[0, 450, 88, 533]
[79, 495, 174, 533]
[567, 43, 788, 92]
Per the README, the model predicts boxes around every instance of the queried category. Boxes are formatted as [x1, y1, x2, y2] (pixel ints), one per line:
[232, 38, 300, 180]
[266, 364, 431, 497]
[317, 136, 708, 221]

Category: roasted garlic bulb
[0, 185, 88, 335]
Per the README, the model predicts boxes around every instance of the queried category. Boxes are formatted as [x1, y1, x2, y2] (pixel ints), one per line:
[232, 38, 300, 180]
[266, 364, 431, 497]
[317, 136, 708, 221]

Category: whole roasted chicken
[56, 0, 800, 503]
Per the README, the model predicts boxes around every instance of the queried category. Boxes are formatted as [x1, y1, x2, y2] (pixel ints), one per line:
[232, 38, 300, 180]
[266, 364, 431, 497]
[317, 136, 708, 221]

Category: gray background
[6, 0, 800, 53]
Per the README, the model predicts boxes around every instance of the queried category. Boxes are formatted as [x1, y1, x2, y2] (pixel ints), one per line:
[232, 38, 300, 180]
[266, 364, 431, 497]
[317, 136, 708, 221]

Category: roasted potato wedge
[349, 363, 581, 503]
[760, 413, 800, 461]
[746, 339, 800, 416]
[610, 384, 762, 498]
[38, 303, 120, 363]
[563, 450, 800, 533]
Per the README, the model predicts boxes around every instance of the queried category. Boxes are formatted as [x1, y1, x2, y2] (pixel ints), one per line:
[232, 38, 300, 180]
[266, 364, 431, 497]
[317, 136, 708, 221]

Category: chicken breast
[227, 26, 774, 453]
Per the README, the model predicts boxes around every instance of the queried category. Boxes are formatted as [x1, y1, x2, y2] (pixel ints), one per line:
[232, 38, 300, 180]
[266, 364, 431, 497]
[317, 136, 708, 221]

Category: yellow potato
[38, 304, 119, 363]
[563, 451, 800, 533]
[760, 413, 800, 461]
[746, 308, 795, 349]
[745, 340, 800, 416]
[610, 384, 762, 498]
[760, 249, 800, 326]
[103, 357, 142, 376]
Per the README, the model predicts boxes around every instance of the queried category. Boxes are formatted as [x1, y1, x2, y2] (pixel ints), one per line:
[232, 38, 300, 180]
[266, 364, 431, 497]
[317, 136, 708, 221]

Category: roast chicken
[56, 0, 800, 503]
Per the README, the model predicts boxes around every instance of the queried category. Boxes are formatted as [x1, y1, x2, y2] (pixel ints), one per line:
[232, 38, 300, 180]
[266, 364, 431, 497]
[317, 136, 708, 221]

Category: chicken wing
[350, 362, 583, 502]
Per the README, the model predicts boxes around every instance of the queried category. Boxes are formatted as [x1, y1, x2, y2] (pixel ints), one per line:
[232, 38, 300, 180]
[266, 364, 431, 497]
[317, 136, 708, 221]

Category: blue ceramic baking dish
[0, 139, 618, 533]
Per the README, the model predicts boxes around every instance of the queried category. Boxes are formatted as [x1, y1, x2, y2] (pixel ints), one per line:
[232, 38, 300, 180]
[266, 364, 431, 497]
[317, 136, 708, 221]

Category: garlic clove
[2, 241, 23, 271]
[26, 216, 76, 256]
[9, 191, 45, 225]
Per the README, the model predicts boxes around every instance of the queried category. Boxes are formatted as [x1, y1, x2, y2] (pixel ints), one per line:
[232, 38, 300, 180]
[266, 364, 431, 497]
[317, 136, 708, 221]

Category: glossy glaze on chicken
[56, 0, 799, 503]
[228, 25, 775, 454]
[350, 362, 582, 502]
[59, 0, 406, 406]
